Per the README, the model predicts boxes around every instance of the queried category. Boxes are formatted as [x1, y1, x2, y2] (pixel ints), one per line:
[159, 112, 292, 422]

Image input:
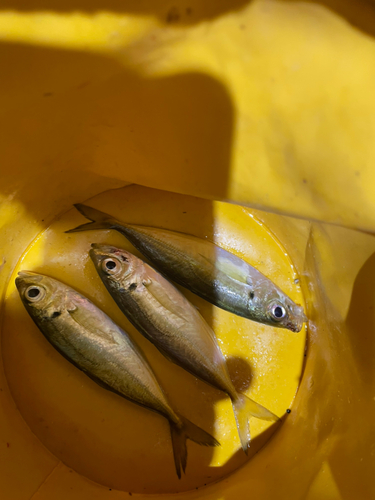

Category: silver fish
[67, 204, 307, 332]
[89, 244, 279, 454]
[15, 271, 219, 478]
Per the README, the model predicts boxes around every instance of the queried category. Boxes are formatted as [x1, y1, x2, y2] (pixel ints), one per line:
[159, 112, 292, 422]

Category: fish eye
[270, 304, 286, 322]
[25, 286, 45, 302]
[102, 258, 120, 275]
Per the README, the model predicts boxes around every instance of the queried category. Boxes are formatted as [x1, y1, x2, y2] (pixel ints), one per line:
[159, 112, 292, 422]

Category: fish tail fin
[169, 416, 220, 479]
[232, 393, 279, 454]
[65, 204, 116, 233]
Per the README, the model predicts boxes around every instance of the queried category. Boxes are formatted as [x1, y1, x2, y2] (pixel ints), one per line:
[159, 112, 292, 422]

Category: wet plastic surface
[3, 186, 306, 494]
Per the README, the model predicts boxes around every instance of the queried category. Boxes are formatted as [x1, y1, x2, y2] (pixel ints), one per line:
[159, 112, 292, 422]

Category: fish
[89, 244, 280, 454]
[15, 271, 219, 478]
[66, 204, 307, 332]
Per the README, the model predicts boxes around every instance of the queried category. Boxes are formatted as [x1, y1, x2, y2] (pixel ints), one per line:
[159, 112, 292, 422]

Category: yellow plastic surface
[3, 186, 306, 494]
[0, 1, 374, 499]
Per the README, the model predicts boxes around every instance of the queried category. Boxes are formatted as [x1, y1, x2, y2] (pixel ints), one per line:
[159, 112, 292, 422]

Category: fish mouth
[89, 244, 120, 269]
[287, 314, 308, 333]
[15, 270, 43, 290]
[286, 304, 308, 332]
[17, 270, 39, 278]
[90, 243, 131, 263]
[90, 243, 119, 255]
[288, 323, 302, 333]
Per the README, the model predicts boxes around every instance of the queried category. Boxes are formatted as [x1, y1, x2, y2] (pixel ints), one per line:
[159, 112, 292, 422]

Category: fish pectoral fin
[139, 273, 191, 324]
[67, 308, 87, 327]
[66, 302, 78, 313]
[142, 283, 189, 326]
[246, 276, 253, 287]
[67, 308, 119, 345]
[197, 253, 249, 285]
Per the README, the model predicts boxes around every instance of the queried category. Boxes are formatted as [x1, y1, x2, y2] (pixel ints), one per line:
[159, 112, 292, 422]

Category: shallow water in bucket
[2, 185, 306, 494]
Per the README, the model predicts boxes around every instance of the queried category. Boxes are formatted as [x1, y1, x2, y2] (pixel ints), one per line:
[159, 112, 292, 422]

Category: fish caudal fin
[232, 393, 279, 455]
[65, 204, 117, 233]
[170, 416, 220, 479]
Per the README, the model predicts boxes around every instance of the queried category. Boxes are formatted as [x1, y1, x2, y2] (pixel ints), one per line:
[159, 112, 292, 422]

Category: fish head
[15, 271, 67, 318]
[90, 244, 138, 288]
[263, 293, 307, 332]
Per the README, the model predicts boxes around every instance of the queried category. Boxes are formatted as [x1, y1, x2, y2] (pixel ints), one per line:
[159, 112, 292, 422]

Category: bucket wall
[1, 1, 375, 499]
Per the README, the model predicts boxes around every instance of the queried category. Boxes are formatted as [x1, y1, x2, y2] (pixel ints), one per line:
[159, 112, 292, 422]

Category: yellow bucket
[0, 1, 374, 499]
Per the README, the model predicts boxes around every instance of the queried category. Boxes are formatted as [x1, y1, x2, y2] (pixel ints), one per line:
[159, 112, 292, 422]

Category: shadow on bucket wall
[0, 36, 234, 306]
[0, 0, 375, 38]
[0, 35, 303, 495]
[0, 31, 256, 496]
[0, 0, 250, 24]
[300, 225, 375, 500]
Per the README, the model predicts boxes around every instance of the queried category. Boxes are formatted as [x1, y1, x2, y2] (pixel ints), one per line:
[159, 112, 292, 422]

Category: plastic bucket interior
[0, 1, 375, 499]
